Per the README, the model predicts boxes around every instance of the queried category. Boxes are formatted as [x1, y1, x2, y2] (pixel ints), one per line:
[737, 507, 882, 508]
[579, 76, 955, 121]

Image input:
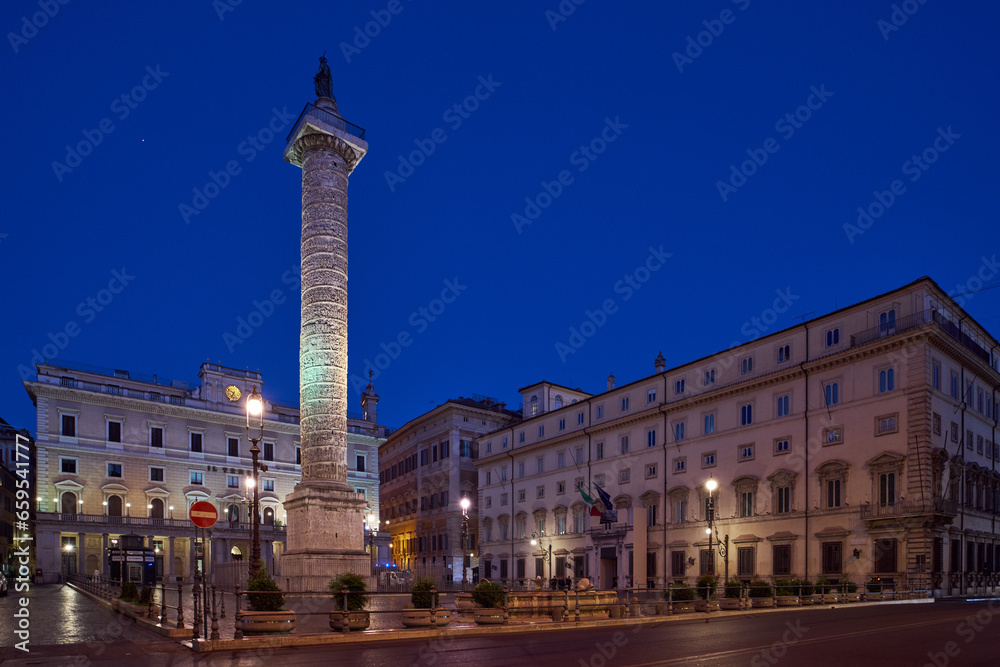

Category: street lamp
[169, 505, 175, 520]
[245, 385, 267, 577]
[531, 531, 552, 584]
[126, 502, 131, 517]
[366, 512, 378, 576]
[460, 497, 471, 591]
[704, 477, 729, 588]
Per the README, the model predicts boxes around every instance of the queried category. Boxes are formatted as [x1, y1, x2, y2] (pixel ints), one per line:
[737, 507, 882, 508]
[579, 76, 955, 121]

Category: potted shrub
[329, 572, 370, 631]
[472, 580, 506, 625]
[842, 580, 861, 602]
[812, 576, 830, 604]
[668, 584, 696, 613]
[116, 581, 140, 616]
[238, 569, 295, 635]
[816, 577, 840, 604]
[694, 575, 719, 612]
[402, 576, 451, 628]
[719, 579, 743, 610]
[748, 580, 774, 608]
[865, 578, 884, 601]
[793, 579, 814, 605]
[774, 579, 799, 607]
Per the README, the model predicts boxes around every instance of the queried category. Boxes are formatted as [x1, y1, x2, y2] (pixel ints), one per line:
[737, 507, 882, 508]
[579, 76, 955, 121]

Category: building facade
[0, 418, 34, 579]
[23, 360, 386, 585]
[379, 397, 519, 583]
[477, 277, 1000, 595]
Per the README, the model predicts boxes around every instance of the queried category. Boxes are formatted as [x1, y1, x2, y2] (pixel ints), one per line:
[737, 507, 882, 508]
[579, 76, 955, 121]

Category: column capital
[288, 132, 364, 173]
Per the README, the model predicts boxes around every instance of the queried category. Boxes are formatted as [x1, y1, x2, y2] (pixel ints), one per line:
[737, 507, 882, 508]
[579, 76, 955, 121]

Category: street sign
[189, 501, 218, 528]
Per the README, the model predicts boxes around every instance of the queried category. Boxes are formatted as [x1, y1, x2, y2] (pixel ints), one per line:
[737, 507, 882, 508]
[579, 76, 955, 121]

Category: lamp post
[367, 512, 377, 576]
[704, 477, 729, 588]
[245, 386, 267, 577]
[460, 497, 471, 591]
[531, 531, 552, 583]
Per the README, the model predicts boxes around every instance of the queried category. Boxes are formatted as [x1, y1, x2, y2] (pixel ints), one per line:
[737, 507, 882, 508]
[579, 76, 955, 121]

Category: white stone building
[477, 277, 1000, 595]
[23, 360, 386, 585]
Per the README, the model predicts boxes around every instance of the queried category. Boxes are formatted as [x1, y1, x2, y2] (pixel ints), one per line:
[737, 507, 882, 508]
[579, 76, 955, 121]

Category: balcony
[285, 102, 366, 143]
[860, 498, 957, 521]
[588, 521, 630, 537]
[850, 308, 992, 364]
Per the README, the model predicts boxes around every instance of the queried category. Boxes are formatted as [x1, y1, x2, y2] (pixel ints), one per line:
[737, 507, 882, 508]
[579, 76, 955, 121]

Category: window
[500, 467, 508, 482]
[227, 475, 239, 488]
[295, 445, 301, 465]
[538, 425, 544, 437]
[674, 457, 686, 473]
[740, 491, 754, 517]
[618, 436, 629, 455]
[61, 413, 76, 437]
[559, 418, 565, 431]
[460, 440, 472, 457]
[740, 404, 753, 426]
[530, 395, 538, 416]
[107, 462, 122, 478]
[502, 437, 508, 449]
[775, 438, 790, 454]
[933, 413, 941, 435]
[877, 414, 898, 435]
[777, 344, 790, 363]
[647, 429, 656, 448]
[433, 445, 438, 462]
[646, 464, 657, 479]
[740, 356, 754, 375]
[356, 455, 366, 472]
[537, 457, 544, 474]
[674, 499, 687, 523]
[518, 431, 525, 443]
[704, 369, 716, 385]
[737, 547, 755, 576]
[824, 382, 839, 406]
[557, 452, 565, 468]
[647, 504, 658, 526]
[263, 441, 274, 461]
[675, 379, 685, 394]
[150, 426, 163, 448]
[825, 328, 840, 347]
[596, 406, 604, 419]
[675, 422, 685, 441]
[878, 472, 896, 506]
[701, 548, 715, 576]
[227, 437, 239, 457]
[704, 413, 715, 434]
[879, 368, 895, 393]
[596, 442, 604, 460]
[263, 479, 274, 492]
[879, 308, 896, 334]
[518, 489, 525, 502]
[554, 395, 563, 409]
[648, 389, 657, 403]
[190, 432, 203, 453]
[619, 469, 630, 483]
[824, 427, 843, 445]
[671, 551, 687, 576]
[826, 479, 841, 508]
[190, 471, 204, 485]
[557, 481, 566, 494]
[577, 412, 585, 425]
[60, 458, 77, 474]
[518, 461, 525, 478]
[932, 361, 941, 390]
[576, 447, 584, 465]
[420, 449, 429, 465]
[622, 396, 630, 411]
[776, 486, 790, 513]
[499, 493, 506, 506]
[739, 443, 754, 461]
[822, 541, 842, 574]
[951, 373, 958, 399]
[773, 544, 791, 576]
[951, 422, 959, 443]
[703, 452, 716, 468]
[874, 538, 897, 573]
[150, 467, 164, 482]
[977, 435, 984, 455]
[776, 394, 790, 417]
[108, 420, 122, 443]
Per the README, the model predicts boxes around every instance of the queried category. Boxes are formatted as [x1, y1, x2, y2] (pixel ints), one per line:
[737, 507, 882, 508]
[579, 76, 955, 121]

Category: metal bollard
[210, 585, 220, 640]
[159, 582, 167, 625]
[342, 586, 351, 633]
[503, 588, 510, 625]
[430, 586, 437, 629]
[234, 586, 243, 639]
[192, 579, 201, 640]
[221, 588, 226, 618]
[575, 588, 581, 623]
[176, 582, 185, 629]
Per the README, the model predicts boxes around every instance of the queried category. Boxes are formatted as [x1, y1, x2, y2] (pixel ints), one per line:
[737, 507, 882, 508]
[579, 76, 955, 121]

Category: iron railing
[860, 498, 958, 520]
[286, 102, 366, 143]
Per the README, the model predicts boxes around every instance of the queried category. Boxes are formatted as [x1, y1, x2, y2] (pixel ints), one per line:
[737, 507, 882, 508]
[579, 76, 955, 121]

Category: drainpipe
[800, 321, 811, 583]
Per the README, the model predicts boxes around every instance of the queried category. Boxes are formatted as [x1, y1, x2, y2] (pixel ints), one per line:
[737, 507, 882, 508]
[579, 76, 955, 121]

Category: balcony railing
[860, 498, 957, 520]
[286, 102, 366, 143]
[55, 378, 186, 405]
[850, 308, 992, 364]
[35, 511, 286, 533]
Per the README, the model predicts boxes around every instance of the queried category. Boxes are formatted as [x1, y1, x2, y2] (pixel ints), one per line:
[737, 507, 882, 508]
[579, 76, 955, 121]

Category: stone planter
[671, 601, 696, 614]
[329, 610, 371, 632]
[719, 597, 743, 611]
[455, 592, 475, 616]
[118, 601, 147, 618]
[811, 593, 826, 605]
[865, 592, 884, 601]
[822, 593, 841, 604]
[694, 599, 720, 612]
[750, 598, 774, 608]
[401, 608, 451, 628]
[237, 610, 296, 635]
[799, 595, 814, 606]
[474, 608, 505, 625]
[775, 596, 800, 607]
[111, 598, 121, 613]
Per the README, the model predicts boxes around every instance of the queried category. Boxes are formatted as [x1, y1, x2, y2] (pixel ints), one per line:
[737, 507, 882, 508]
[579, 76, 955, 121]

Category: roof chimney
[607, 373, 616, 391]
[654, 351, 666, 373]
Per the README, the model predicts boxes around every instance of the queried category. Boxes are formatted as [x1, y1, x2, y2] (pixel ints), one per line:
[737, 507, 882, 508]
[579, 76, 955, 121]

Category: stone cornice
[289, 132, 362, 173]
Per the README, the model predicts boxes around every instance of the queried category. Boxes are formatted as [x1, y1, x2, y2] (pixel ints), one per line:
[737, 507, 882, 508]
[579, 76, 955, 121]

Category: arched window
[61, 491, 77, 515]
[149, 498, 164, 519]
[227, 504, 240, 522]
[554, 395, 563, 409]
[107, 495, 123, 516]
[263, 507, 275, 525]
[231, 546, 243, 561]
[530, 395, 539, 416]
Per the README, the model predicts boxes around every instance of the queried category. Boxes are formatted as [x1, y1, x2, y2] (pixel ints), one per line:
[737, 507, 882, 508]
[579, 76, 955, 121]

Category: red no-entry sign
[189, 501, 218, 529]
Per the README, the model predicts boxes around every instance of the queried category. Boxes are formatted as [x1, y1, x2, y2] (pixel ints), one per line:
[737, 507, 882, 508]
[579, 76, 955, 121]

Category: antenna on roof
[793, 311, 815, 325]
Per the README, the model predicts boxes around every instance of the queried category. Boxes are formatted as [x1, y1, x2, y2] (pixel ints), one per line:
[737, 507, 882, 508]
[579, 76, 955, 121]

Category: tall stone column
[280, 60, 371, 592]
[102, 533, 110, 577]
[168, 536, 175, 581]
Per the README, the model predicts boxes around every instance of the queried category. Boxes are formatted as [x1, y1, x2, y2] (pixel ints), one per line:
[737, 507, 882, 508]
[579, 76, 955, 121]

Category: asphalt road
[4, 594, 1000, 666]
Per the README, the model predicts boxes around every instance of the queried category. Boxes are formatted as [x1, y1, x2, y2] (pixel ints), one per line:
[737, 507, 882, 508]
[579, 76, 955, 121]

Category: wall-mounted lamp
[853, 548, 861, 560]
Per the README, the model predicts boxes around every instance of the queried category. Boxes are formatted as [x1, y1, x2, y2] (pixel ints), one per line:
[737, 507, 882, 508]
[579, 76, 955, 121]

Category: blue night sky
[2, 1, 998, 435]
